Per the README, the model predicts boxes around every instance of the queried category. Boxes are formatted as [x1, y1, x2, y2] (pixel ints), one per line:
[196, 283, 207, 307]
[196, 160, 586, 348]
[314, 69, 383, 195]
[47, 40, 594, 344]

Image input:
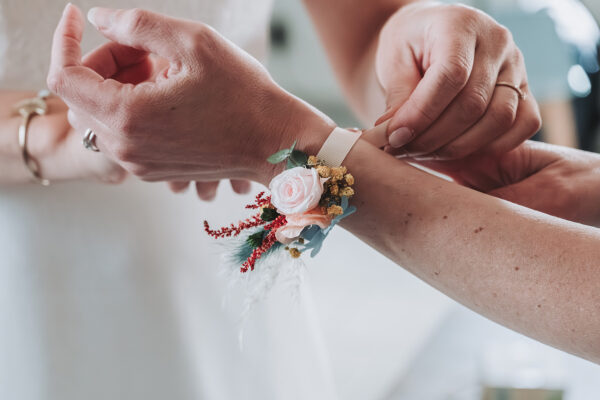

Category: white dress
[0, 1, 338, 399]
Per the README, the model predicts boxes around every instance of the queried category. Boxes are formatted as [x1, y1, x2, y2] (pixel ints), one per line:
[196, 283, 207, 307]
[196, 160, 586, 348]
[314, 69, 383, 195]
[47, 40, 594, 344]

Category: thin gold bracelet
[13, 90, 51, 186]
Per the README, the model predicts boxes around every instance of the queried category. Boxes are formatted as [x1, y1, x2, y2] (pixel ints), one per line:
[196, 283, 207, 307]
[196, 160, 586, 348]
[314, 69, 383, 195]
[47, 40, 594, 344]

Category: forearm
[278, 100, 600, 363]
[302, 0, 416, 123]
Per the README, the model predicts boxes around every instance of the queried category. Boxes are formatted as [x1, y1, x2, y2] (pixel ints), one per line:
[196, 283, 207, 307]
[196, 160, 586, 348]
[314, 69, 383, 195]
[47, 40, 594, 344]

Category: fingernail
[87, 7, 98, 27]
[389, 127, 414, 148]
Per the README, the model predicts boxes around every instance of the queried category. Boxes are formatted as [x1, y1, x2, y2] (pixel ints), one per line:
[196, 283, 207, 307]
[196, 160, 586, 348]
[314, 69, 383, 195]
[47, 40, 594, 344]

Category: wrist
[252, 88, 336, 185]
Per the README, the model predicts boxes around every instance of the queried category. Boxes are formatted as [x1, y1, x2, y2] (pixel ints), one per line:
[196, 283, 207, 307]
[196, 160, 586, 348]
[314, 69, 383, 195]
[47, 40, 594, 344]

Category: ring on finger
[495, 82, 526, 100]
[83, 128, 100, 152]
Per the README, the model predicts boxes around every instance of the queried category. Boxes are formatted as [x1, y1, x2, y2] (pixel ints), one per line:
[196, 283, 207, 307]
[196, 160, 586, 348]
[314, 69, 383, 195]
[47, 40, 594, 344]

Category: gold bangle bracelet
[14, 90, 51, 186]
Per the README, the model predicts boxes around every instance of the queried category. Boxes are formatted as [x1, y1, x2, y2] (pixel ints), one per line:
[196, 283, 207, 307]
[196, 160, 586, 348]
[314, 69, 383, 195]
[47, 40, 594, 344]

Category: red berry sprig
[203, 214, 265, 239]
[241, 215, 287, 273]
[204, 192, 276, 239]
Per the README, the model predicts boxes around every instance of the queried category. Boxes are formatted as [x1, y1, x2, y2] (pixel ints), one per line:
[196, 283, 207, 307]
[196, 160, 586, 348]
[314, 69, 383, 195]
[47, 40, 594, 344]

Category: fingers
[82, 41, 149, 79]
[483, 86, 541, 155]
[387, 33, 476, 147]
[399, 54, 501, 158]
[170, 180, 249, 198]
[168, 181, 191, 193]
[87, 7, 183, 61]
[47, 4, 121, 115]
[196, 181, 219, 201]
[427, 66, 522, 160]
[230, 179, 252, 194]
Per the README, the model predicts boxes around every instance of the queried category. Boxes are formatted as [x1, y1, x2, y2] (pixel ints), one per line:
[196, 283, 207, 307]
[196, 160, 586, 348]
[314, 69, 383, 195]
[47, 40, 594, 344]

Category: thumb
[363, 63, 420, 147]
[87, 7, 183, 61]
[369, 54, 421, 146]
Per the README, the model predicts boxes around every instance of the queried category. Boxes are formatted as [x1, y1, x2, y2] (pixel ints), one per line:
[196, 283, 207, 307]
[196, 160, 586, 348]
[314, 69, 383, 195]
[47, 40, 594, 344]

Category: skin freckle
[515, 266, 520, 271]
[443, 215, 448, 219]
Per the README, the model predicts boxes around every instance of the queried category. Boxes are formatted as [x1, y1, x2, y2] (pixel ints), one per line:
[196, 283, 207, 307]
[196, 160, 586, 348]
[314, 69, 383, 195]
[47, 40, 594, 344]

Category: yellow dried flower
[289, 248, 302, 258]
[317, 165, 331, 178]
[329, 184, 339, 195]
[339, 187, 355, 197]
[327, 205, 344, 216]
[331, 167, 345, 181]
[344, 173, 355, 186]
[307, 155, 319, 166]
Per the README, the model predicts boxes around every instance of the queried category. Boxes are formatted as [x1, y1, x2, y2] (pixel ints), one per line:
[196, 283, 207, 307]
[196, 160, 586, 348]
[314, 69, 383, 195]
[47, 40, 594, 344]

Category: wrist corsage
[204, 127, 362, 315]
[204, 141, 357, 272]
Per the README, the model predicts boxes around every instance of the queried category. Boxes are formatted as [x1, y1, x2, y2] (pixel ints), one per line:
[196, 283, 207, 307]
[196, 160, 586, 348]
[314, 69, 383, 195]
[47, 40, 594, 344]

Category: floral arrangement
[204, 141, 357, 273]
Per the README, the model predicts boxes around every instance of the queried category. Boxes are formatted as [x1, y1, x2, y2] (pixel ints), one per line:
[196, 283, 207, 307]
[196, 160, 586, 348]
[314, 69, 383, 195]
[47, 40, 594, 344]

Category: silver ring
[83, 128, 100, 152]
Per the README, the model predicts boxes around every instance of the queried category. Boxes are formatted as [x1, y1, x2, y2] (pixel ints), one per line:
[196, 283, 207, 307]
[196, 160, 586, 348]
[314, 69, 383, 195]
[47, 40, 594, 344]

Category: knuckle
[46, 71, 65, 94]
[187, 23, 217, 57]
[113, 143, 136, 163]
[125, 8, 150, 35]
[460, 90, 488, 121]
[494, 25, 513, 46]
[524, 111, 543, 135]
[440, 56, 470, 91]
[449, 5, 481, 27]
[127, 162, 150, 178]
[491, 102, 517, 130]
[512, 48, 525, 67]
[107, 169, 128, 184]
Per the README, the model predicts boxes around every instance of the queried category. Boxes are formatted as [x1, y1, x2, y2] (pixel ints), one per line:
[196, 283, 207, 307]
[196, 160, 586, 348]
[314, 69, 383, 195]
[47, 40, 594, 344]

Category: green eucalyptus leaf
[267, 149, 292, 164]
[267, 140, 300, 165]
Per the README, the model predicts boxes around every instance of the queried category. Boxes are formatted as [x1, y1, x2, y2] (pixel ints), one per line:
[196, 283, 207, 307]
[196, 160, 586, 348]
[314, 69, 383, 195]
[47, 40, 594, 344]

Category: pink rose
[275, 208, 332, 245]
[269, 167, 327, 215]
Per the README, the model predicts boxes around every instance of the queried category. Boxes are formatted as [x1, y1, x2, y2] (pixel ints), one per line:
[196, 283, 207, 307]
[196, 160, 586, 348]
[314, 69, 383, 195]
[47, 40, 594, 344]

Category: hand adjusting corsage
[204, 127, 361, 310]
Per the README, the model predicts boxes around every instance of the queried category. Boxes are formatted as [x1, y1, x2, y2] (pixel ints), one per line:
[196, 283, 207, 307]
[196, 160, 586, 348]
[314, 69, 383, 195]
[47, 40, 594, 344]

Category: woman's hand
[371, 2, 541, 160]
[420, 141, 600, 227]
[47, 5, 305, 186]
[0, 91, 125, 184]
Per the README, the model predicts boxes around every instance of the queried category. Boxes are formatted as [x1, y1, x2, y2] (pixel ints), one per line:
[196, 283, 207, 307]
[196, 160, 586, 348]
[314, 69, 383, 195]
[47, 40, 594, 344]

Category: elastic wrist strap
[316, 127, 362, 167]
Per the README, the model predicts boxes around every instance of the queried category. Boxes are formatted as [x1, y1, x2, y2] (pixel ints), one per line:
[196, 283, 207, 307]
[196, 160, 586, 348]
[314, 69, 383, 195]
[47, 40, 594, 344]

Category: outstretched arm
[293, 110, 600, 365]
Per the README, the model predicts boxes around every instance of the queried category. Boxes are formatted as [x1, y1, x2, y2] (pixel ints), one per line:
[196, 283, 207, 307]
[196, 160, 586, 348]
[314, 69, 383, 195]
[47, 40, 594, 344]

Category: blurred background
[267, 0, 600, 399]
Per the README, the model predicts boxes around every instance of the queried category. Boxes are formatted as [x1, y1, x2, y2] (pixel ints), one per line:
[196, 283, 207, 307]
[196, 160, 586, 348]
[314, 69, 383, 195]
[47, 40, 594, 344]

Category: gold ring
[496, 82, 526, 100]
